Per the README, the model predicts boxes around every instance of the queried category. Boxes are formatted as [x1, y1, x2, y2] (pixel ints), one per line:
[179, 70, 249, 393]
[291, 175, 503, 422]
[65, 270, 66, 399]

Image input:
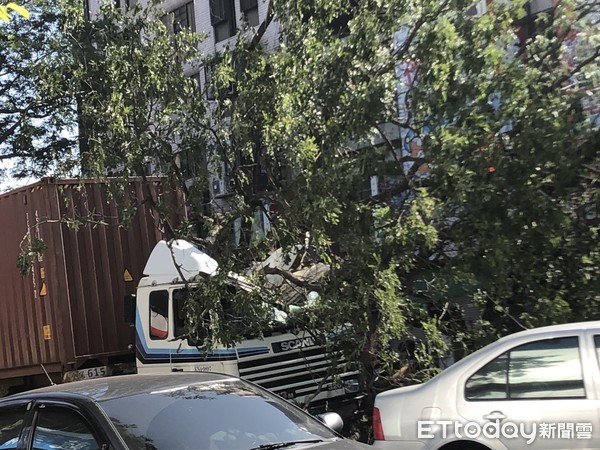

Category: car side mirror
[317, 412, 344, 433]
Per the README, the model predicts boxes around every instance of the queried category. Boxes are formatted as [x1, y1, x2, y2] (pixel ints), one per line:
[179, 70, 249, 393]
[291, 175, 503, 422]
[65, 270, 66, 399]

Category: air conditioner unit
[211, 175, 227, 197]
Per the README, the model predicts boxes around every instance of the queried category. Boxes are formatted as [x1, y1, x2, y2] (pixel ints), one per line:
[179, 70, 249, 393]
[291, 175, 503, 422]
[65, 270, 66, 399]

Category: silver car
[373, 321, 600, 450]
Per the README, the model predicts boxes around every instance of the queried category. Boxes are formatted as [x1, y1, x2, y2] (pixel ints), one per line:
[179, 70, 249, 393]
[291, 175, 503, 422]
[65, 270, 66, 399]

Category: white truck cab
[132, 240, 361, 414]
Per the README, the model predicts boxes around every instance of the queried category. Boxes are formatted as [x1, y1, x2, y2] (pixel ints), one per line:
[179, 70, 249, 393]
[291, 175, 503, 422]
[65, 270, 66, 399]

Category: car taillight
[372, 407, 385, 441]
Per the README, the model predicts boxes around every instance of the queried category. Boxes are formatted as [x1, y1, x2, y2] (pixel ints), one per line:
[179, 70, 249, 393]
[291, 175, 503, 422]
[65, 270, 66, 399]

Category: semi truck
[0, 178, 361, 416]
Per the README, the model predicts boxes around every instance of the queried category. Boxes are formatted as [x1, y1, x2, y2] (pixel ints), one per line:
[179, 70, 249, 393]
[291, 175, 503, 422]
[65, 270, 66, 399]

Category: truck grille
[238, 346, 358, 400]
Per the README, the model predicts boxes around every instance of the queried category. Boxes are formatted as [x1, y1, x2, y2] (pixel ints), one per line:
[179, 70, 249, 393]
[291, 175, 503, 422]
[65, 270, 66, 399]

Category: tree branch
[248, 1, 274, 51]
[262, 266, 324, 292]
[551, 46, 600, 92]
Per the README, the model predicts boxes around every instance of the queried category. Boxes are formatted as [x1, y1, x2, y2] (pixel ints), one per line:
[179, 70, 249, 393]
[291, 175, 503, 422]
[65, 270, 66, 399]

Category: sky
[0, 160, 37, 193]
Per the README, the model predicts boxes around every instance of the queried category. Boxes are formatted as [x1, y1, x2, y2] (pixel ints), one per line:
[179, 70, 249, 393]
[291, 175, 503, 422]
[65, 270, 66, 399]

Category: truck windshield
[172, 286, 289, 344]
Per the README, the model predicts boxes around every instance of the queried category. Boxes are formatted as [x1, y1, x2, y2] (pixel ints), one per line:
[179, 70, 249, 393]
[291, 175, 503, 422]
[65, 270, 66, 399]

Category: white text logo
[418, 421, 593, 444]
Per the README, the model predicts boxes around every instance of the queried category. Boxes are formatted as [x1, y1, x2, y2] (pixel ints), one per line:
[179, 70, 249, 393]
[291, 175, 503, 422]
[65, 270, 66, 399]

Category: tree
[423, 0, 600, 341]
[2, 0, 598, 437]
[184, 0, 599, 402]
[0, 1, 76, 183]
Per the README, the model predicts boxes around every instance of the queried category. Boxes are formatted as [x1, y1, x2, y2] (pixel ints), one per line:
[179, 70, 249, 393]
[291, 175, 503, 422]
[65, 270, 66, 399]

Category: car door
[455, 332, 600, 450]
[0, 401, 31, 450]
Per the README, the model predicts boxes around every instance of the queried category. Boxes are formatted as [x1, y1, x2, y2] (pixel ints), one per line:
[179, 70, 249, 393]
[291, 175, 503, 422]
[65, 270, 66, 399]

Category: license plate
[78, 366, 108, 380]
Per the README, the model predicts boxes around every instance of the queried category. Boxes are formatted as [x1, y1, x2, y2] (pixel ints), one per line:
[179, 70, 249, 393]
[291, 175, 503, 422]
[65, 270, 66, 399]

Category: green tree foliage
[0, 1, 77, 181]
[2, 0, 599, 429]
[423, 1, 600, 340]
[60, 0, 208, 230]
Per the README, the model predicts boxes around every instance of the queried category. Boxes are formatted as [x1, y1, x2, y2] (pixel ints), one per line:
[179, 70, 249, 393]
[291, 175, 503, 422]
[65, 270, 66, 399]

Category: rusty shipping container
[0, 178, 183, 393]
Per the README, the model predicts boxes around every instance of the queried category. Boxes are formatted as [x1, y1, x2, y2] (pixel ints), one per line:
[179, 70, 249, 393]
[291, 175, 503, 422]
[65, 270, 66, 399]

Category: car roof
[496, 319, 600, 342]
[451, 320, 599, 372]
[453, 320, 600, 368]
[2, 373, 241, 403]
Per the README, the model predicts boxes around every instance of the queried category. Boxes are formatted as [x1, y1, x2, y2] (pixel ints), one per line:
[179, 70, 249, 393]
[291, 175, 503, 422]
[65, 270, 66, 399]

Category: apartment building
[87, 0, 279, 91]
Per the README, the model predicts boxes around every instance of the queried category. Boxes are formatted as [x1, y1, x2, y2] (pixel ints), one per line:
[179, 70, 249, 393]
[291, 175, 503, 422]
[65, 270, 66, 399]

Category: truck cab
[132, 240, 362, 415]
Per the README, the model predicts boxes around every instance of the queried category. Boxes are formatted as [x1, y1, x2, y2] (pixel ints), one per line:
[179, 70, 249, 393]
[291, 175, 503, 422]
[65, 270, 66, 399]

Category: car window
[100, 379, 337, 450]
[466, 336, 585, 400]
[595, 335, 600, 367]
[32, 405, 100, 450]
[509, 337, 584, 398]
[465, 353, 508, 399]
[0, 404, 27, 450]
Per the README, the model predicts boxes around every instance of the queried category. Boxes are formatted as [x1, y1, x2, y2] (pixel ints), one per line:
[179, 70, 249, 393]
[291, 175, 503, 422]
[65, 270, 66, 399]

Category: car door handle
[483, 411, 506, 421]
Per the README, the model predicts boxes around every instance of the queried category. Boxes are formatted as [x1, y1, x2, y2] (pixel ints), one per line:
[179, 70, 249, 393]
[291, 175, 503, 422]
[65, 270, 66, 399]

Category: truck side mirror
[124, 294, 136, 324]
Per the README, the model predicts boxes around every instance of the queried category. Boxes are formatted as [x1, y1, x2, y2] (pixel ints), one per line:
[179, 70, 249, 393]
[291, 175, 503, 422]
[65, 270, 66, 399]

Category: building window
[203, 56, 236, 101]
[84, 0, 90, 20]
[178, 148, 200, 179]
[240, 0, 259, 27]
[204, 64, 216, 101]
[300, 1, 358, 37]
[114, 0, 133, 10]
[465, 0, 487, 17]
[164, 2, 195, 33]
[210, 0, 236, 42]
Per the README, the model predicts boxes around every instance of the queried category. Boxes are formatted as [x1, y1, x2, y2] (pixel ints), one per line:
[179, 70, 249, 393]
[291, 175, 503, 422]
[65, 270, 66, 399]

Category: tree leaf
[0, 6, 10, 22]
[6, 2, 29, 19]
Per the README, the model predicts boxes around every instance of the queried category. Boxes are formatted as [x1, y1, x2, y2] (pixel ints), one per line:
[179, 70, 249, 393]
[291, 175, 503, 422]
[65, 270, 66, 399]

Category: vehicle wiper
[249, 438, 325, 450]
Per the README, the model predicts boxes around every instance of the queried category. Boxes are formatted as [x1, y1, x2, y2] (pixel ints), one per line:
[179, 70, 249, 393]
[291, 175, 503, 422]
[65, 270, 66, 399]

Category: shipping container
[0, 178, 183, 395]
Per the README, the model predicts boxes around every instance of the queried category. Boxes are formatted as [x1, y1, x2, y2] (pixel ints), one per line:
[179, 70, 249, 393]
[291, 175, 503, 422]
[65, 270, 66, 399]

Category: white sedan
[372, 321, 600, 450]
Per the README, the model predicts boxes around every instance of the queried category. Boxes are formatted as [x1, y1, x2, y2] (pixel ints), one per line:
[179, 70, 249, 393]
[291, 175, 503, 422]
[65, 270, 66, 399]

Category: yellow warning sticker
[43, 325, 51, 340]
[124, 269, 134, 282]
[40, 267, 46, 279]
[40, 282, 47, 297]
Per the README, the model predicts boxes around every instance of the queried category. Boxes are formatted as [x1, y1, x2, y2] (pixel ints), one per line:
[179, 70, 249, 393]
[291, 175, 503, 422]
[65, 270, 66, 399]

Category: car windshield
[99, 379, 338, 450]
